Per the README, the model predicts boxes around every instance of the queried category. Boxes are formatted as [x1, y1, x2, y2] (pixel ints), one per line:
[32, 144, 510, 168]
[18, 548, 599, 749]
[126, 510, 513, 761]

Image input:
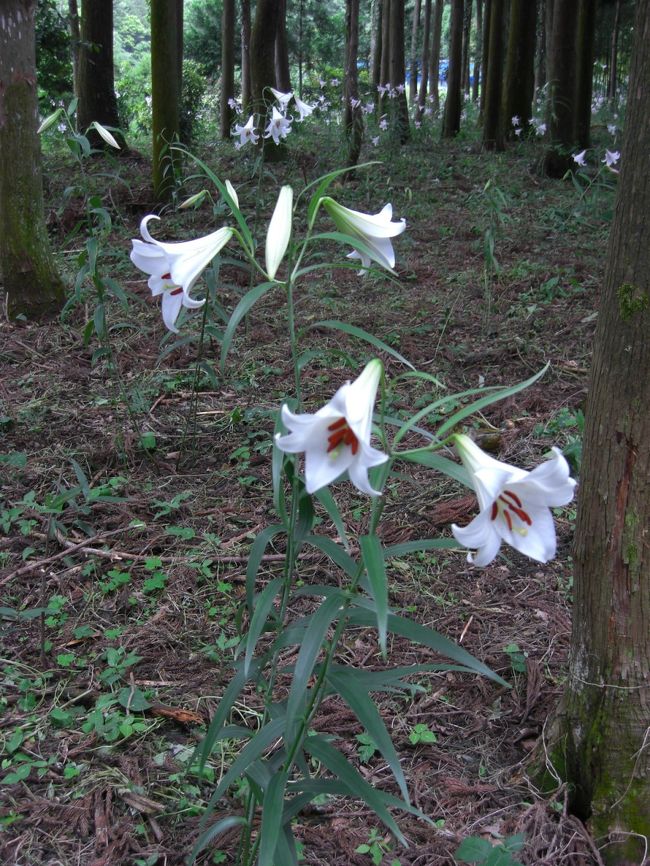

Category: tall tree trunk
[297, 0, 304, 95]
[481, 0, 503, 149]
[68, 0, 80, 97]
[573, 0, 596, 149]
[151, 0, 180, 200]
[251, 0, 282, 159]
[176, 0, 183, 102]
[460, 0, 472, 95]
[389, 0, 410, 143]
[543, 0, 579, 177]
[428, 0, 444, 113]
[241, 0, 252, 109]
[534, 0, 547, 97]
[551, 6, 650, 861]
[379, 0, 391, 113]
[472, 0, 483, 102]
[220, 0, 235, 139]
[370, 0, 383, 91]
[409, 0, 422, 103]
[607, 0, 621, 101]
[77, 0, 125, 148]
[344, 0, 364, 170]
[501, 0, 537, 139]
[0, 0, 66, 319]
[442, 0, 463, 137]
[418, 0, 433, 108]
[544, 0, 554, 94]
[479, 0, 491, 120]
[274, 0, 291, 93]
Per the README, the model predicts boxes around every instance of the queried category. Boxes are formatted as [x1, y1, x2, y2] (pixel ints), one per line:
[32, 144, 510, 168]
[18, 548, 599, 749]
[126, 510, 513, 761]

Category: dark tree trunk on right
[442, 0, 464, 138]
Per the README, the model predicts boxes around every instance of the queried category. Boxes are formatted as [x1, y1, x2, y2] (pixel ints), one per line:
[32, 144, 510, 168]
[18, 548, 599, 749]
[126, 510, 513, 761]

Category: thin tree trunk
[460, 0, 472, 95]
[409, 0, 422, 103]
[220, 0, 235, 139]
[298, 0, 304, 95]
[551, 7, 650, 861]
[479, 0, 491, 120]
[534, 0, 547, 97]
[443, 0, 464, 137]
[370, 0, 383, 91]
[482, 0, 503, 149]
[251, 0, 282, 159]
[379, 0, 391, 113]
[607, 0, 621, 101]
[0, 0, 66, 319]
[472, 0, 483, 102]
[77, 0, 125, 148]
[344, 0, 364, 171]
[545, 0, 554, 91]
[274, 0, 291, 92]
[68, 0, 80, 97]
[418, 0, 432, 108]
[428, 0, 444, 113]
[151, 0, 180, 199]
[574, 0, 596, 149]
[241, 0, 252, 109]
[501, 0, 537, 139]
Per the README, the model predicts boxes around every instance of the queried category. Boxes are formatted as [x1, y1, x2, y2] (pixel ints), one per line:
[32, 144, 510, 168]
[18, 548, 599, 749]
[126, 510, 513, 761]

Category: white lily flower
[321, 197, 406, 274]
[149, 274, 206, 332]
[450, 434, 576, 567]
[265, 106, 292, 145]
[130, 216, 233, 328]
[270, 87, 293, 109]
[511, 115, 521, 128]
[573, 150, 587, 167]
[535, 122, 547, 136]
[233, 115, 259, 149]
[275, 359, 388, 496]
[293, 95, 314, 121]
[603, 149, 620, 168]
[265, 185, 293, 279]
[607, 123, 617, 135]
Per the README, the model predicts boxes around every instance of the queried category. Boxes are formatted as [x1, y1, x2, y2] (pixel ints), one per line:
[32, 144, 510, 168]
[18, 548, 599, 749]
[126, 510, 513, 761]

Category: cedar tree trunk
[220, 0, 236, 139]
[481, 0, 504, 149]
[442, 0, 464, 137]
[151, 0, 180, 200]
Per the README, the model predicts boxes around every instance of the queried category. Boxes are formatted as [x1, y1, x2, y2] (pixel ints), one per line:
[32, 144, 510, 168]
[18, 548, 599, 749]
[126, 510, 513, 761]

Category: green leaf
[190, 816, 247, 864]
[399, 450, 471, 487]
[359, 535, 388, 655]
[117, 687, 151, 711]
[303, 161, 379, 228]
[303, 734, 408, 846]
[285, 593, 344, 740]
[436, 365, 548, 440]
[195, 665, 250, 769]
[328, 668, 409, 802]
[455, 836, 495, 862]
[244, 577, 283, 676]
[314, 486, 350, 550]
[302, 535, 358, 578]
[6, 729, 24, 754]
[310, 319, 414, 370]
[245, 525, 285, 617]
[258, 771, 289, 866]
[347, 608, 508, 686]
[383, 538, 462, 557]
[220, 281, 277, 374]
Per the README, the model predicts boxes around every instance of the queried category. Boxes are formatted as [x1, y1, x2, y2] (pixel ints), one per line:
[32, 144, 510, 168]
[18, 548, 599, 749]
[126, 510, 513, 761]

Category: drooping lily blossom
[450, 435, 576, 567]
[573, 150, 587, 167]
[130, 216, 233, 330]
[269, 87, 293, 110]
[293, 96, 315, 121]
[275, 359, 388, 496]
[321, 197, 406, 273]
[233, 115, 259, 149]
[603, 149, 621, 169]
[265, 106, 292, 145]
[149, 274, 206, 332]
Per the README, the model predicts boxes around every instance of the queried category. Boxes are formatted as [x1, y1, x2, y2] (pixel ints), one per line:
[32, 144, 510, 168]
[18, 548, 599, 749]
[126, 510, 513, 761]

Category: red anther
[328, 417, 347, 431]
[501, 490, 523, 508]
[170, 287, 183, 296]
[326, 417, 359, 455]
[491, 502, 498, 520]
[503, 509, 513, 531]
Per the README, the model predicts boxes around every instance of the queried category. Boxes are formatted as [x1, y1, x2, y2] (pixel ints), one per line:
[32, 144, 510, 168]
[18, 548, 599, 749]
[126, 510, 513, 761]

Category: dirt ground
[0, 131, 616, 866]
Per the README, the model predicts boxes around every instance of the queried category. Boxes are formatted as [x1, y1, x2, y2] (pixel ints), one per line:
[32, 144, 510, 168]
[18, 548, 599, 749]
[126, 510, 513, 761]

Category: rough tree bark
[428, 0, 444, 113]
[607, 0, 621, 101]
[408, 0, 422, 103]
[478, 0, 490, 119]
[68, 0, 80, 97]
[77, 0, 125, 148]
[442, 0, 464, 137]
[251, 0, 282, 159]
[472, 0, 483, 103]
[370, 0, 382, 92]
[344, 0, 364, 171]
[460, 0, 472, 95]
[274, 0, 291, 93]
[220, 0, 235, 139]
[389, 0, 410, 143]
[151, 0, 180, 200]
[241, 0, 252, 110]
[545, 5, 650, 862]
[501, 0, 537, 139]
[417, 0, 432, 109]
[0, 0, 66, 319]
[481, 0, 504, 149]
[574, 0, 596, 150]
[543, 0, 579, 177]
[379, 0, 391, 113]
[534, 0, 547, 97]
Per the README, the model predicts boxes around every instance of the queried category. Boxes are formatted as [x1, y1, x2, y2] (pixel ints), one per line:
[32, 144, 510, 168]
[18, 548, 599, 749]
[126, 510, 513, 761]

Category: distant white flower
[321, 197, 406, 274]
[233, 115, 259, 149]
[330, 77, 340, 87]
[228, 97, 240, 111]
[319, 78, 326, 88]
[378, 84, 390, 96]
[451, 435, 577, 567]
[514, 127, 523, 137]
[395, 83, 405, 94]
[603, 148, 620, 168]
[350, 97, 361, 109]
[371, 136, 380, 147]
[414, 120, 421, 129]
[607, 123, 617, 135]
[535, 122, 546, 136]
[294, 96, 314, 121]
[573, 149, 587, 167]
[265, 106, 292, 145]
[379, 116, 388, 130]
[363, 101, 375, 114]
[511, 115, 521, 128]
[275, 360, 388, 496]
[270, 87, 293, 109]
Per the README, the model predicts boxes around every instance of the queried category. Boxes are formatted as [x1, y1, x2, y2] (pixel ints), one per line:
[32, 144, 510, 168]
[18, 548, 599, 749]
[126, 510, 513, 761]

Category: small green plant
[408, 723, 437, 745]
[455, 833, 526, 866]
[503, 643, 527, 674]
[355, 829, 394, 865]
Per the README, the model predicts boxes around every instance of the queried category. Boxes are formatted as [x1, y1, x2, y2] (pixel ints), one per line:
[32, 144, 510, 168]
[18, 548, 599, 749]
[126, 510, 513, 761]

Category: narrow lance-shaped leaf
[360, 534, 389, 656]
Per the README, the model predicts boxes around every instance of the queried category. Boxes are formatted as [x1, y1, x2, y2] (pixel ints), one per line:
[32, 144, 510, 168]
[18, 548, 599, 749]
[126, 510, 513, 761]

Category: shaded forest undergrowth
[1, 130, 613, 866]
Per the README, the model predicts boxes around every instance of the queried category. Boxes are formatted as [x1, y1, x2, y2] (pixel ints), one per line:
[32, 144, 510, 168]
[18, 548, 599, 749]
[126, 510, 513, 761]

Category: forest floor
[1, 123, 618, 866]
